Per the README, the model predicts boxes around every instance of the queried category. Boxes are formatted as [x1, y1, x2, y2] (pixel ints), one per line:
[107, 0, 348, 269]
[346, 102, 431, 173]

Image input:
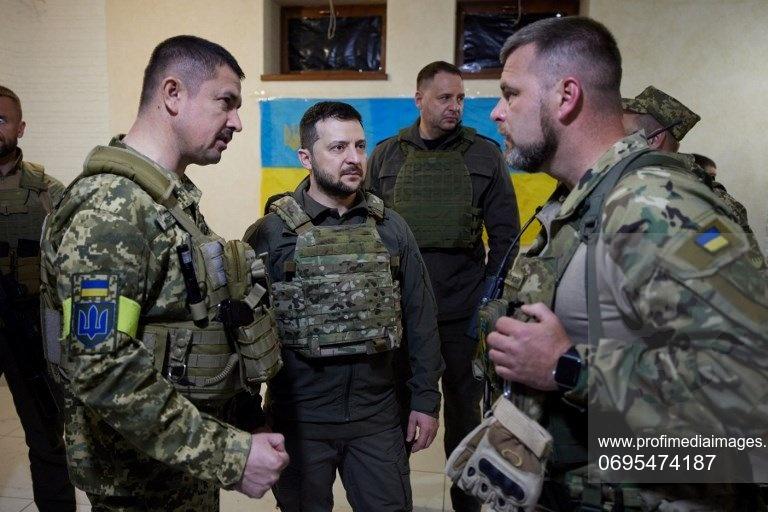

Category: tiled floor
[0, 380, 461, 511]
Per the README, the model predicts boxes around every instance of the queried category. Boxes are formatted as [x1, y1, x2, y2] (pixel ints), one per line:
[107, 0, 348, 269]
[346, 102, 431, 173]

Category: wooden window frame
[455, 0, 580, 80]
[262, 4, 387, 81]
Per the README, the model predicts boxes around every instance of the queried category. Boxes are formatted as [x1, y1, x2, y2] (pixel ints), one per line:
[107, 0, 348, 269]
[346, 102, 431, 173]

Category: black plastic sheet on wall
[460, 12, 560, 73]
[288, 16, 383, 71]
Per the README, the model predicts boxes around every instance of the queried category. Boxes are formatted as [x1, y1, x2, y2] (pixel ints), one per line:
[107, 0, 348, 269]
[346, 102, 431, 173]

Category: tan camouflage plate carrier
[269, 194, 403, 358]
[42, 145, 281, 402]
[392, 126, 482, 249]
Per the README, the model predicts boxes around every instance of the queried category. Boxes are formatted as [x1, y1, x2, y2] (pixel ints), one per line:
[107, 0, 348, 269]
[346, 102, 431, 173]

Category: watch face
[556, 348, 582, 390]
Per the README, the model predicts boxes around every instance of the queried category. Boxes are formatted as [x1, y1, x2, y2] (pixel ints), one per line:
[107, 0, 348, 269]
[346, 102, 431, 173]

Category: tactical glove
[446, 397, 552, 512]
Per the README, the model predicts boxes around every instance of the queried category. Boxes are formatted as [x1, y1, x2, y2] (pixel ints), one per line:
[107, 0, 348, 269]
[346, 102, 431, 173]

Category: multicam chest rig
[269, 193, 402, 358]
[391, 127, 483, 249]
[42, 145, 281, 402]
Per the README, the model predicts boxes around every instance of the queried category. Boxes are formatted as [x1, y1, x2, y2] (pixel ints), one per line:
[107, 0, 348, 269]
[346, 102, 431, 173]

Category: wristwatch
[553, 346, 582, 392]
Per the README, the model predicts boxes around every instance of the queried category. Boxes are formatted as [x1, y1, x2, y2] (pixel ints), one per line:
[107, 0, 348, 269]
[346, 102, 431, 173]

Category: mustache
[216, 129, 234, 143]
[340, 165, 363, 176]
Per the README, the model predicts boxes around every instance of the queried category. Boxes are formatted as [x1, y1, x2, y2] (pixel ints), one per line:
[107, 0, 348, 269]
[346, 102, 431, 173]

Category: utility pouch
[224, 240, 254, 301]
[235, 306, 282, 389]
[473, 299, 511, 383]
[194, 239, 229, 307]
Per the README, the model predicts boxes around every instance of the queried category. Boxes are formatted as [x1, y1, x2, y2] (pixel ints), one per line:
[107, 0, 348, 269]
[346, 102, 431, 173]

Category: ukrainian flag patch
[80, 279, 109, 297]
[695, 226, 730, 253]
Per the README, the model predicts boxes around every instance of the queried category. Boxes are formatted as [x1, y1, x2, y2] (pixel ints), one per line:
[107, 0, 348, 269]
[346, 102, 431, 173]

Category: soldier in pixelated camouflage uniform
[460, 16, 768, 512]
[0, 85, 76, 512]
[244, 101, 443, 512]
[622, 85, 753, 233]
[39, 36, 288, 511]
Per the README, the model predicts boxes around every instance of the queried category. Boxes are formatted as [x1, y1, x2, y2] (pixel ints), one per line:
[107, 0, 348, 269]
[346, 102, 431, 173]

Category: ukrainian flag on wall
[259, 98, 556, 245]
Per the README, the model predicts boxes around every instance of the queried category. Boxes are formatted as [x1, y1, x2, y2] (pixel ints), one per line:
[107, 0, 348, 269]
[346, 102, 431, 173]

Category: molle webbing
[0, 164, 49, 295]
[271, 195, 402, 358]
[140, 322, 240, 400]
[392, 127, 481, 248]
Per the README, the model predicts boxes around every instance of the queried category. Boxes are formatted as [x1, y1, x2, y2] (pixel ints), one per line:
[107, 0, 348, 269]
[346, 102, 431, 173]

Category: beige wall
[3, 0, 766, 248]
[589, 0, 768, 250]
[104, 0, 500, 240]
[0, 0, 110, 184]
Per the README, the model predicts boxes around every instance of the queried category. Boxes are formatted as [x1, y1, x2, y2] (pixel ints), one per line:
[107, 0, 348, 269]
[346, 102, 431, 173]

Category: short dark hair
[299, 101, 362, 150]
[139, 35, 245, 110]
[417, 61, 462, 90]
[0, 85, 22, 118]
[692, 153, 716, 169]
[499, 16, 622, 99]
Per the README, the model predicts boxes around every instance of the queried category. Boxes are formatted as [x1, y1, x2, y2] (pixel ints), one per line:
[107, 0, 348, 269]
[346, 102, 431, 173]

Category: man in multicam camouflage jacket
[482, 16, 768, 511]
[244, 101, 443, 512]
[39, 36, 288, 511]
[622, 85, 753, 234]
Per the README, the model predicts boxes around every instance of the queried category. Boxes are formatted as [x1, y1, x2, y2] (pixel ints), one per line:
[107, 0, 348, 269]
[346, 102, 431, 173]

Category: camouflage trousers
[87, 472, 218, 512]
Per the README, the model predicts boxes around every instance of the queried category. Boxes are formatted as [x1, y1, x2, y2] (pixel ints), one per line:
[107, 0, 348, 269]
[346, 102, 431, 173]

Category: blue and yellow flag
[259, 98, 556, 245]
[695, 225, 730, 253]
[80, 278, 109, 298]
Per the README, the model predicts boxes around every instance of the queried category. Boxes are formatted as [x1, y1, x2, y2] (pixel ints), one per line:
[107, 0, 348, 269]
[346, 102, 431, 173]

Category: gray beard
[506, 105, 558, 173]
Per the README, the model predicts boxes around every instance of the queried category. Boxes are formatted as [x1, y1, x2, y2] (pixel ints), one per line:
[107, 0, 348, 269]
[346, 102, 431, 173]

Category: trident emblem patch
[74, 302, 115, 348]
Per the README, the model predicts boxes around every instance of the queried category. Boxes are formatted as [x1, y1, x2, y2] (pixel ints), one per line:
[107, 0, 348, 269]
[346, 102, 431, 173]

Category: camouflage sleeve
[389, 210, 444, 416]
[56, 195, 250, 487]
[568, 167, 768, 437]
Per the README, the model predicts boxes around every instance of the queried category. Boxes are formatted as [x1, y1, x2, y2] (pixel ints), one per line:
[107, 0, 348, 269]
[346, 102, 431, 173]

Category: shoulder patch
[695, 224, 730, 253]
[70, 274, 119, 354]
[660, 215, 746, 278]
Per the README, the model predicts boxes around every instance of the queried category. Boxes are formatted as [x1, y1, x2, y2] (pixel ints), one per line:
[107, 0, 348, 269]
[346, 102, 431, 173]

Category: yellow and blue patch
[70, 274, 118, 353]
[80, 278, 109, 297]
[695, 226, 730, 253]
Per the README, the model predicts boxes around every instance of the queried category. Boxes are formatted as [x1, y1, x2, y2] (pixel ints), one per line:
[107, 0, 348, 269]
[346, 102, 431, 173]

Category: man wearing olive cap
[622, 85, 752, 232]
[622, 85, 700, 152]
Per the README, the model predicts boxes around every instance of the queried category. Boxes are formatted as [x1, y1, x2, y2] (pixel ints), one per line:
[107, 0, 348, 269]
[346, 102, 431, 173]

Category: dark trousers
[1, 340, 76, 512]
[439, 317, 484, 512]
[273, 424, 412, 512]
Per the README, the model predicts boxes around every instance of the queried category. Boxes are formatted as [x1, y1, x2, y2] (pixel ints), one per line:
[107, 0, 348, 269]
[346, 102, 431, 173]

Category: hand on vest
[407, 410, 439, 452]
[486, 303, 572, 391]
[235, 432, 290, 498]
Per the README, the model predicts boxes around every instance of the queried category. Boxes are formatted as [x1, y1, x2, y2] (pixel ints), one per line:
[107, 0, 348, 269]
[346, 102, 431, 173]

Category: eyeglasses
[646, 119, 682, 141]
